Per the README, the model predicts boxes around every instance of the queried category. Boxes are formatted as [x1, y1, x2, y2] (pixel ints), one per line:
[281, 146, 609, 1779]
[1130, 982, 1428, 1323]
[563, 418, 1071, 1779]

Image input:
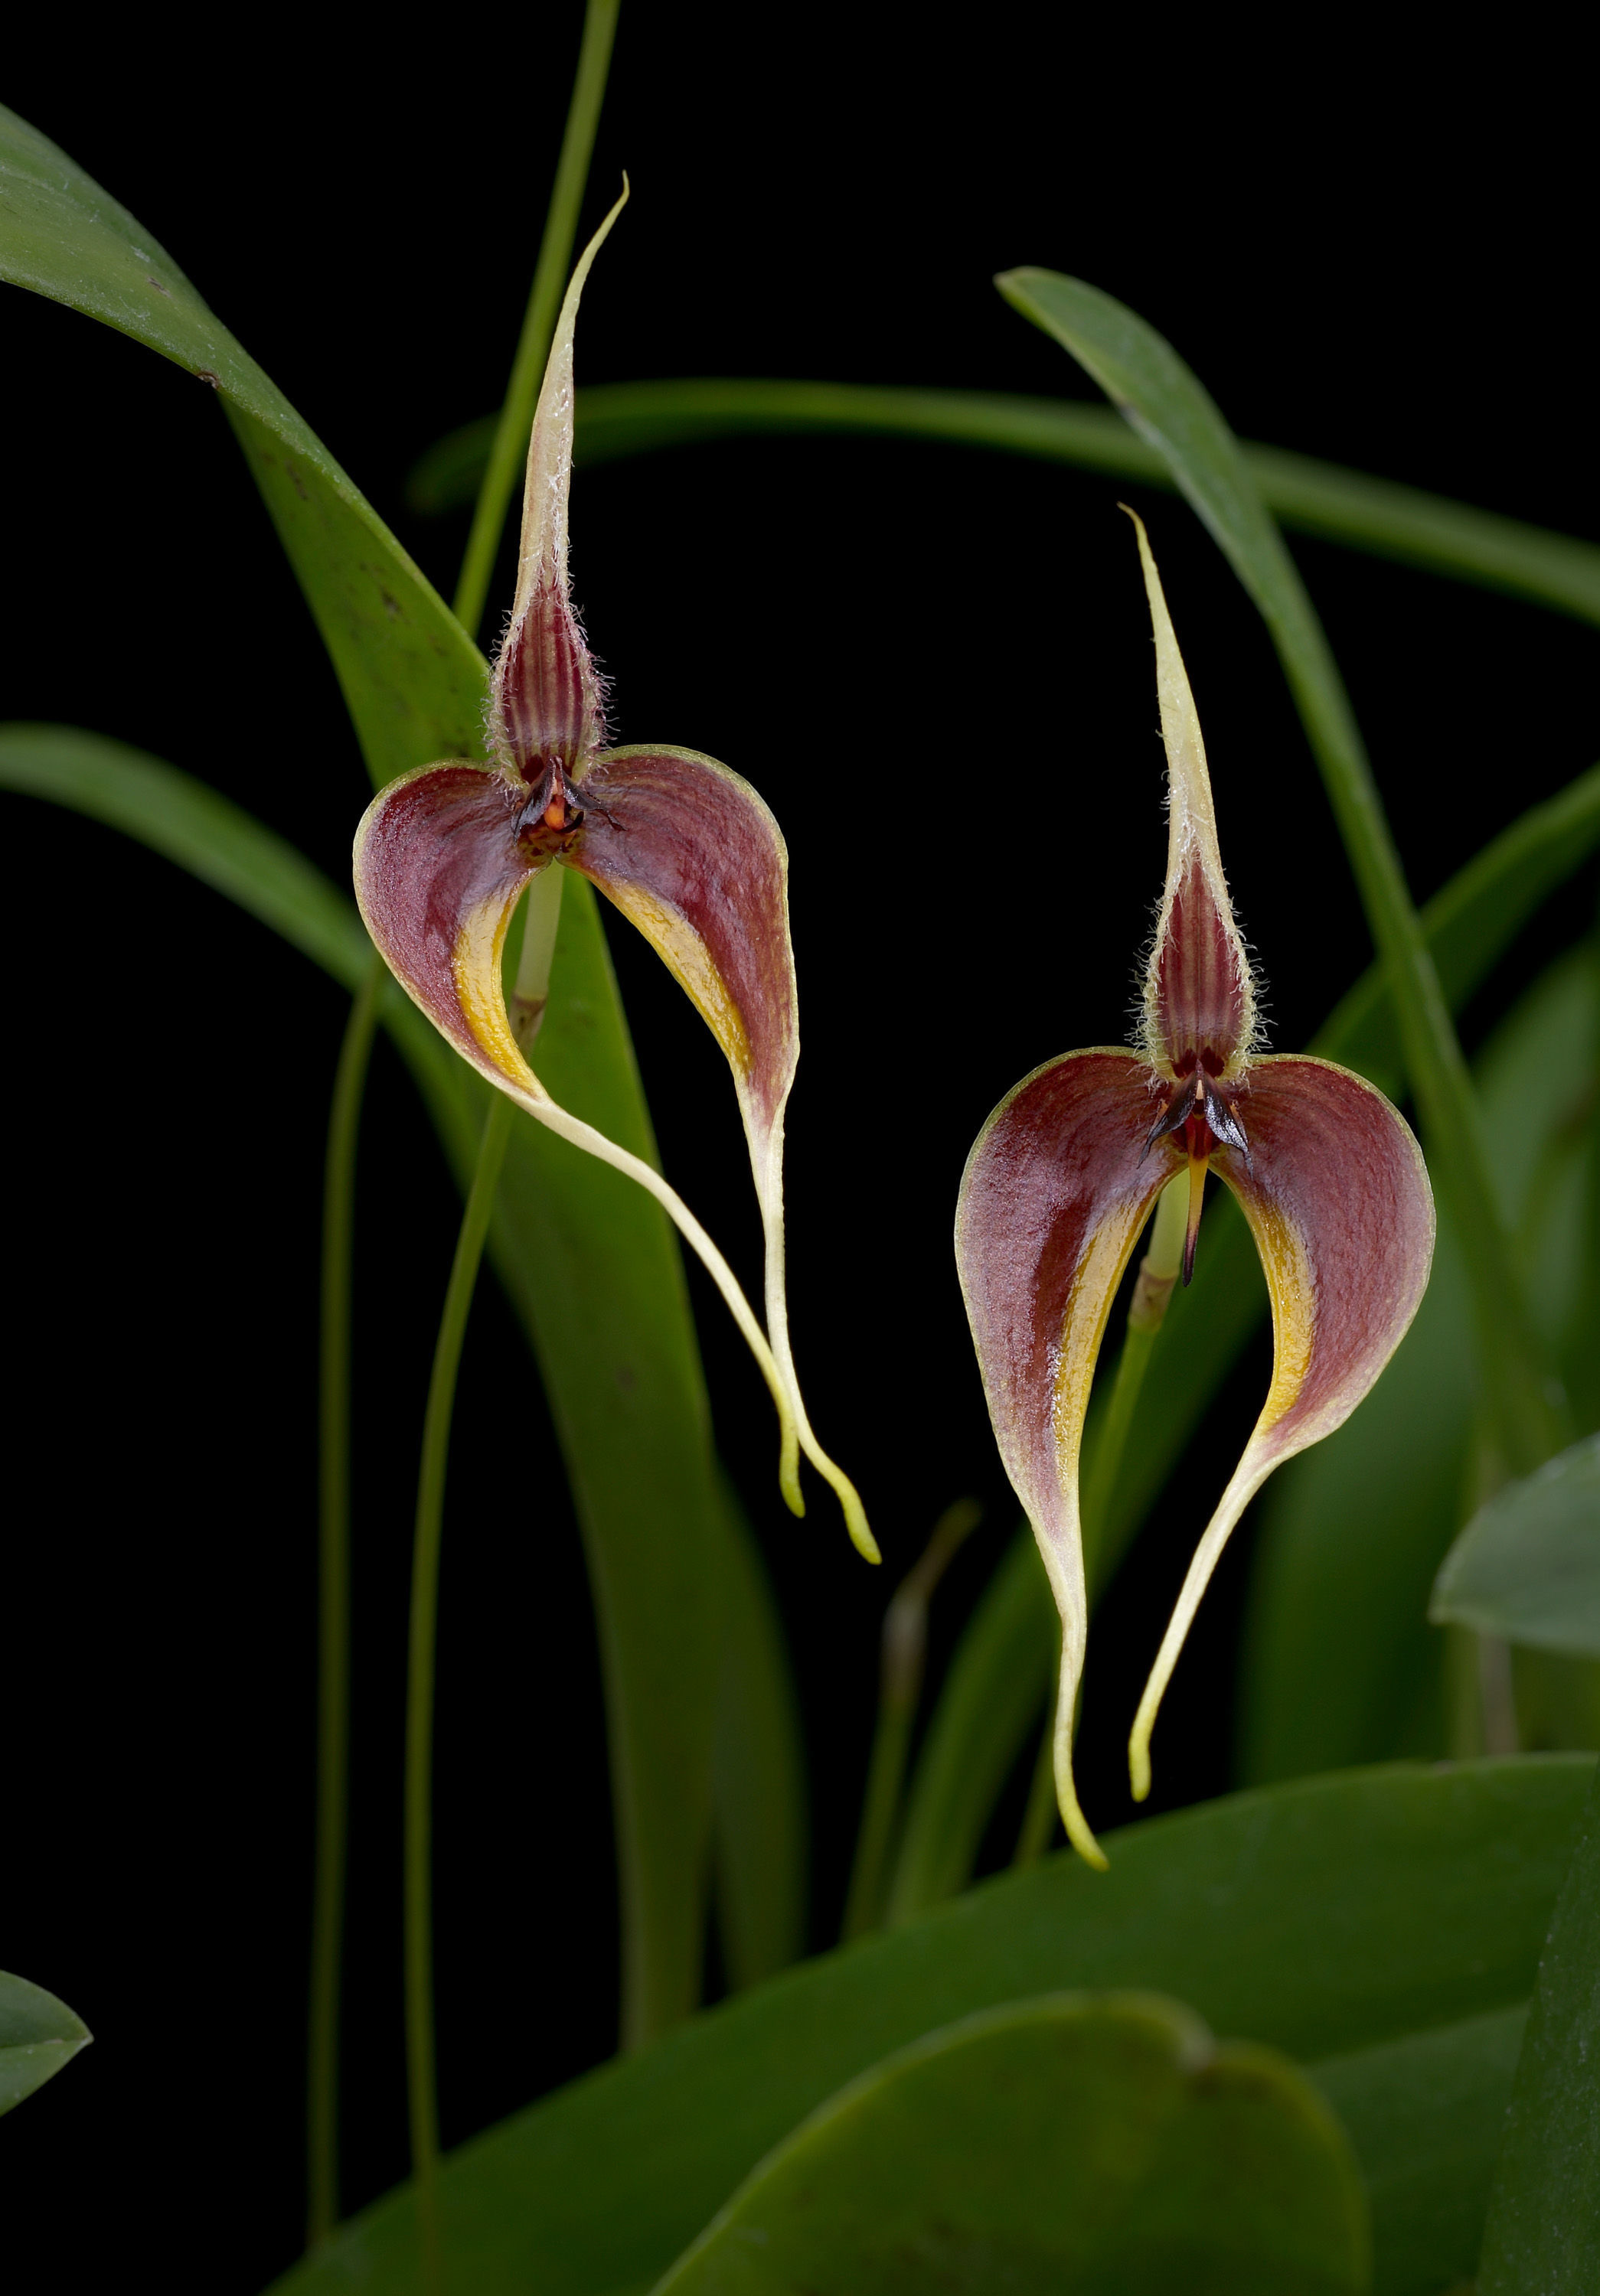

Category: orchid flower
[955, 513, 1434, 1867]
[354, 191, 874, 1561]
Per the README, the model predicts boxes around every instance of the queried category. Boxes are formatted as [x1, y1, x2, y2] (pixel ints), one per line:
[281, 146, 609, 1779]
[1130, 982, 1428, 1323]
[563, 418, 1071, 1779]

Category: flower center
[514, 758, 586, 859]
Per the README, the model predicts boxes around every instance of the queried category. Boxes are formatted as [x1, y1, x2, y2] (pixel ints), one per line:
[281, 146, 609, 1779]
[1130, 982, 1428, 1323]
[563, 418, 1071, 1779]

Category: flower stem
[400, 6, 622, 2244]
[841, 1501, 980, 1939]
[307, 951, 384, 2252]
[405, 1090, 515, 2288]
[452, 0, 621, 639]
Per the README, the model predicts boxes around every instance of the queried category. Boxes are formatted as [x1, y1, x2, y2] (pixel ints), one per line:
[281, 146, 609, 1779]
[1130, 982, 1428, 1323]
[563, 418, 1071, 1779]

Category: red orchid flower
[354, 193, 873, 1561]
[955, 514, 1434, 1867]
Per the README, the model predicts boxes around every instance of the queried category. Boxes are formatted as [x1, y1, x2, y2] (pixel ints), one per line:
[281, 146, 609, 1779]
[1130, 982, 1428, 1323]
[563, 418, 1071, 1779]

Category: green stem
[452, 0, 620, 638]
[401, 7, 621, 2232]
[1013, 1716, 1058, 1867]
[841, 1501, 980, 1940]
[307, 951, 384, 2252]
[405, 1091, 516, 2286]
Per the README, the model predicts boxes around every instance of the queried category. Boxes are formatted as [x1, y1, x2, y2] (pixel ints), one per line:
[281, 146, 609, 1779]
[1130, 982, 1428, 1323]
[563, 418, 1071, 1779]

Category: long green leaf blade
[1479, 1758, 1600, 2291]
[402, 382, 1600, 630]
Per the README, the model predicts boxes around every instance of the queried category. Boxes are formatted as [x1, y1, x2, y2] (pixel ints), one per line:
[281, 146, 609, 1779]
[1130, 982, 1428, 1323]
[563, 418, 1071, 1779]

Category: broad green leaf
[0, 103, 801, 2035]
[1479, 1756, 1600, 2291]
[0, 721, 777, 2038]
[1432, 1435, 1600, 1658]
[269, 1758, 1590, 2296]
[890, 771, 1600, 1917]
[405, 383, 1600, 631]
[0, 1970, 91, 2115]
[1242, 952, 1600, 1782]
[652, 1993, 1368, 2296]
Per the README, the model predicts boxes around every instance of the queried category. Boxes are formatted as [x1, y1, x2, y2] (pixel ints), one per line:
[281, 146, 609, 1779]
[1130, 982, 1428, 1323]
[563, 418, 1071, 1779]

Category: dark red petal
[352, 762, 534, 1081]
[1129, 1053, 1435, 1794]
[571, 744, 797, 1163]
[569, 744, 871, 1558]
[955, 1049, 1167, 1865]
[354, 757, 827, 1526]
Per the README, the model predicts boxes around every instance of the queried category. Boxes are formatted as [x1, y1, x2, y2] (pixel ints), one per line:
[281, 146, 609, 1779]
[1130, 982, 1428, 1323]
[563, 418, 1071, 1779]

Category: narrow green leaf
[1479, 1757, 1600, 2291]
[1432, 1435, 1600, 1659]
[653, 1993, 1368, 2296]
[1242, 951, 1600, 1782]
[999, 266, 1558, 1477]
[892, 771, 1600, 1916]
[0, 1970, 91, 2115]
[267, 1758, 1591, 2296]
[0, 102, 802, 2037]
[403, 381, 1600, 631]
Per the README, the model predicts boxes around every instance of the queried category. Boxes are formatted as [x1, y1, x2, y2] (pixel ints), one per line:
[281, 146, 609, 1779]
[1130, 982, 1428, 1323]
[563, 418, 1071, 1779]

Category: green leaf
[267, 1757, 1589, 2296]
[1314, 2004, 1527, 2296]
[1242, 951, 1600, 1782]
[0, 101, 808, 2036]
[1479, 1757, 1600, 2291]
[890, 770, 1600, 1917]
[0, 1969, 91, 2115]
[999, 265, 1558, 1480]
[403, 382, 1600, 631]
[652, 1993, 1368, 2296]
[1431, 1435, 1600, 1659]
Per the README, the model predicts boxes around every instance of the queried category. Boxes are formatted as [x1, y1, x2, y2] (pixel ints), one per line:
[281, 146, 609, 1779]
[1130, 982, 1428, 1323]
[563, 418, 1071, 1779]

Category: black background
[4, 11, 1597, 2288]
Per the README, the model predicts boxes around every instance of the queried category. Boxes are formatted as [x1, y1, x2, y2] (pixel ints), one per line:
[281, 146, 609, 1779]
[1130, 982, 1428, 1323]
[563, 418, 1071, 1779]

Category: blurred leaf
[268, 1757, 1590, 2296]
[1314, 2004, 1526, 2296]
[405, 383, 1600, 629]
[1479, 1758, 1600, 2291]
[0, 719, 786, 2038]
[652, 1993, 1368, 2296]
[0, 1970, 91, 2115]
[894, 774, 1600, 1916]
[1432, 1435, 1600, 1658]
[1241, 953, 1600, 1782]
